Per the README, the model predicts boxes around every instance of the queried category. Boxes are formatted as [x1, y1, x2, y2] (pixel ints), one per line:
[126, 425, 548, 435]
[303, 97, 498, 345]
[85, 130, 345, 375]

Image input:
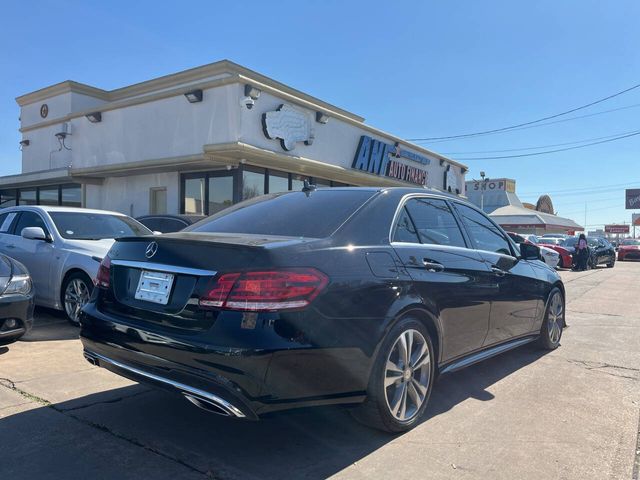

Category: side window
[13, 212, 49, 237]
[163, 219, 188, 232]
[402, 198, 466, 247]
[140, 218, 163, 232]
[0, 212, 18, 234]
[454, 203, 512, 256]
[393, 207, 420, 243]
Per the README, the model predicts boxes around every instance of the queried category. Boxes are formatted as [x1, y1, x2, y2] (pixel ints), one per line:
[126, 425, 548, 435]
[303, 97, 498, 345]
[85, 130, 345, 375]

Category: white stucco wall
[20, 84, 239, 173]
[85, 172, 179, 217]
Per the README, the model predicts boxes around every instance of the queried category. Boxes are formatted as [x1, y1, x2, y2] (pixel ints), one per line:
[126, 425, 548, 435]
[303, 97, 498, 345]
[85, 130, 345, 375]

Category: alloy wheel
[383, 329, 431, 422]
[65, 278, 90, 323]
[547, 292, 563, 344]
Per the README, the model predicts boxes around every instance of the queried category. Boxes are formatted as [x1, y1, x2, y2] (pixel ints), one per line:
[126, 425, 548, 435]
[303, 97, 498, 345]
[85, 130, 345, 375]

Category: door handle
[491, 266, 506, 277]
[423, 259, 445, 272]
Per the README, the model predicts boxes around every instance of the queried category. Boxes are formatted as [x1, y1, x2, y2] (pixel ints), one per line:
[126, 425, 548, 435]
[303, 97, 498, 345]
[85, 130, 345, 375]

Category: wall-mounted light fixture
[315, 112, 329, 124]
[86, 112, 102, 123]
[19, 139, 30, 147]
[439, 159, 445, 166]
[461, 166, 468, 174]
[244, 85, 261, 100]
[184, 89, 203, 103]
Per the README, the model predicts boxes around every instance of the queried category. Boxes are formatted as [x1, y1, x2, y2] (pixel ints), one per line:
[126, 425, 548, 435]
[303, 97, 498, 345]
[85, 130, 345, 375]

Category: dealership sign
[352, 136, 430, 186]
[625, 189, 640, 209]
[262, 104, 314, 151]
[633, 213, 640, 226]
[604, 224, 630, 234]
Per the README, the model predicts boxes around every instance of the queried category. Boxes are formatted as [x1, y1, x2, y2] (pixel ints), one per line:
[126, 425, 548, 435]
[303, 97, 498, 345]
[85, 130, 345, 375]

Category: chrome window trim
[110, 259, 217, 277]
[388, 193, 468, 248]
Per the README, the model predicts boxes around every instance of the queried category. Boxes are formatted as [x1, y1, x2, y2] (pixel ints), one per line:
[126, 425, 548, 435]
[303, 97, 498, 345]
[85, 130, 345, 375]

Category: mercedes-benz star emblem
[145, 241, 158, 259]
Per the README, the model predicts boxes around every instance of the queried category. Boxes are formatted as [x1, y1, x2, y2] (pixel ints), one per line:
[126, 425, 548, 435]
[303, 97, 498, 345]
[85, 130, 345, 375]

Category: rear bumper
[79, 302, 370, 417]
[0, 293, 35, 341]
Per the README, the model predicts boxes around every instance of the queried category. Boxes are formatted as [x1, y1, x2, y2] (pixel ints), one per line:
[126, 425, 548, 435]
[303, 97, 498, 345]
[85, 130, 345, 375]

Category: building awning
[0, 168, 74, 189]
[490, 205, 583, 231]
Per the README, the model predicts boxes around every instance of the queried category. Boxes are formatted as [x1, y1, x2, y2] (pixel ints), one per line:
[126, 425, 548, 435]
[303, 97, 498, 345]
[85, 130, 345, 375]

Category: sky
[1, 0, 639, 230]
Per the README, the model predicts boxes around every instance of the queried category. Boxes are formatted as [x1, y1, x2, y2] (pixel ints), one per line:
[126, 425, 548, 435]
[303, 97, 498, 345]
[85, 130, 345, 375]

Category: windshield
[187, 190, 376, 238]
[562, 237, 578, 247]
[537, 238, 557, 245]
[622, 239, 640, 245]
[50, 212, 151, 240]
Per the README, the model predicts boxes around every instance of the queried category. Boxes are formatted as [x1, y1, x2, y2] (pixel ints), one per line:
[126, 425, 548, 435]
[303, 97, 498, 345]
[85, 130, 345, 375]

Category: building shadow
[0, 343, 549, 479]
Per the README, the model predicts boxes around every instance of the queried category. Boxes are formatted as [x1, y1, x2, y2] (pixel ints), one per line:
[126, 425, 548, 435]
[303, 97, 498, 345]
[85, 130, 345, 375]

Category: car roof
[1, 205, 127, 216]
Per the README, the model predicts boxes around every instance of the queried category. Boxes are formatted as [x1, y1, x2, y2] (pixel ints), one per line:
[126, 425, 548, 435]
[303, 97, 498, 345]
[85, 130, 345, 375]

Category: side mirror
[21, 226, 48, 241]
[519, 242, 541, 261]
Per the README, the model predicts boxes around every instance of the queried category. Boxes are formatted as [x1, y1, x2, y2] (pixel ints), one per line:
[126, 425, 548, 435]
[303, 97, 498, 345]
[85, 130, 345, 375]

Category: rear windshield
[50, 212, 151, 240]
[187, 190, 376, 238]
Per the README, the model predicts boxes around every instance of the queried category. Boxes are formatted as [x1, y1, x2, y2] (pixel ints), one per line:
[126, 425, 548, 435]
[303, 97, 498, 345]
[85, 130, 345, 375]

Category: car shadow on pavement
[0, 344, 550, 480]
[20, 308, 79, 342]
[0, 346, 8, 356]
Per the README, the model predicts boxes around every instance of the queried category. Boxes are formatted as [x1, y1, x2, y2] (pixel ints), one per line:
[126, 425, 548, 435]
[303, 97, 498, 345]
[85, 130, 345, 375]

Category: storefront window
[18, 189, 37, 205]
[268, 171, 289, 194]
[39, 186, 59, 206]
[243, 169, 265, 200]
[184, 177, 205, 214]
[61, 184, 81, 207]
[0, 189, 17, 208]
[208, 175, 233, 214]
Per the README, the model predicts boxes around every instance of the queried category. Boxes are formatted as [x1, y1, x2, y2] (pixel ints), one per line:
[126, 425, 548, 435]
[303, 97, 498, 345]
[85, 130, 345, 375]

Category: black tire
[61, 271, 93, 325]
[536, 288, 564, 350]
[351, 317, 435, 433]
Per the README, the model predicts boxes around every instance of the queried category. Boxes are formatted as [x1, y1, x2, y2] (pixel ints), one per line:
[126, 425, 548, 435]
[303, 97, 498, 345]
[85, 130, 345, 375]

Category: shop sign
[604, 225, 630, 234]
[352, 136, 429, 186]
[625, 189, 640, 209]
[468, 178, 515, 192]
[262, 104, 314, 151]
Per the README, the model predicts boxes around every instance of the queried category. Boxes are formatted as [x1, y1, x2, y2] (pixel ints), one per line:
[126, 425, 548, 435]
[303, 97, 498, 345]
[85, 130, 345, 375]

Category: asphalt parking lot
[1, 263, 639, 480]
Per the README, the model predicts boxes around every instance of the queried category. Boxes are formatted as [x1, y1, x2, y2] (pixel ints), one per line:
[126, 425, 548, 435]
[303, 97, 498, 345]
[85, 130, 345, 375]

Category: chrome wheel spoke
[408, 379, 427, 406]
[410, 342, 428, 369]
[385, 360, 403, 387]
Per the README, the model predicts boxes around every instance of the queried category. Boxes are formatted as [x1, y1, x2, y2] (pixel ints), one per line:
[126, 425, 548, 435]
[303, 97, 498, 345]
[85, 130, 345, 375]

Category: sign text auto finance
[352, 136, 430, 186]
[604, 225, 630, 234]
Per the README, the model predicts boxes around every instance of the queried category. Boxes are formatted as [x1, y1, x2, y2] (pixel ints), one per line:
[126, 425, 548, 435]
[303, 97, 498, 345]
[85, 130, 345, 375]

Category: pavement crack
[566, 360, 640, 381]
[60, 410, 215, 478]
[60, 388, 152, 412]
[0, 377, 51, 405]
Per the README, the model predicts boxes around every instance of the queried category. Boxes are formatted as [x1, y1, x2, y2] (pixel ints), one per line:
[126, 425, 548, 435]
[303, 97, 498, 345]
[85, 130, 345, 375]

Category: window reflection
[243, 170, 265, 200]
[184, 177, 205, 214]
[208, 176, 233, 214]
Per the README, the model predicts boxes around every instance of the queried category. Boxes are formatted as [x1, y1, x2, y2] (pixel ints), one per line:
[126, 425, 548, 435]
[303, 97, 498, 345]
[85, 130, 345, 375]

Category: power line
[519, 180, 640, 196]
[416, 102, 640, 145]
[407, 83, 640, 141]
[441, 129, 640, 155]
[451, 130, 640, 161]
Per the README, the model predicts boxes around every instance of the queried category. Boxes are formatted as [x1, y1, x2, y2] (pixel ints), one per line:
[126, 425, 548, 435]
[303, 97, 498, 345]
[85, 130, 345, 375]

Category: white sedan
[0, 206, 151, 323]
[538, 245, 560, 268]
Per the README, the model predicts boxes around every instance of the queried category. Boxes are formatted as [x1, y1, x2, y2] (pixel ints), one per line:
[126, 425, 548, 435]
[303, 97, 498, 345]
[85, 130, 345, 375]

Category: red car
[536, 238, 573, 269]
[617, 238, 640, 261]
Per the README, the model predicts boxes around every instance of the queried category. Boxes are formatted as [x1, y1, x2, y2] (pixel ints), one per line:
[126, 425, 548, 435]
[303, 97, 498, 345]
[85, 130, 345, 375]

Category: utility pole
[584, 203, 587, 233]
[480, 171, 487, 212]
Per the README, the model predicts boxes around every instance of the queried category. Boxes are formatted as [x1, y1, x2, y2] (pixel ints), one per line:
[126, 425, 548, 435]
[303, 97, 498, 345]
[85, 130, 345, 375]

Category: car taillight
[95, 255, 111, 288]
[199, 268, 328, 311]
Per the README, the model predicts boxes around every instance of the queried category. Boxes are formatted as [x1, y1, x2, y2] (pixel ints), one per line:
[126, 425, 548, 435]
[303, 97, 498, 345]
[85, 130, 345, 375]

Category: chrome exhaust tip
[84, 353, 98, 366]
[182, 392, 237, 417]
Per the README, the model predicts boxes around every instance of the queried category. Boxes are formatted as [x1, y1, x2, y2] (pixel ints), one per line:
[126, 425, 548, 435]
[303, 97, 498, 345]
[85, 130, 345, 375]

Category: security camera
[55, 132, 67, 140]
[240, 96, 255, 109]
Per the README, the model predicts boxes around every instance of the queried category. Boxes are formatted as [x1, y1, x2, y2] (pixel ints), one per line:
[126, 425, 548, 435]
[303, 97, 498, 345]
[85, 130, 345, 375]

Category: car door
[390, 196, 494, 361]
[0, 211, 19, 253]
[9, 211, 56, 305]
[452, 202, 543, 345]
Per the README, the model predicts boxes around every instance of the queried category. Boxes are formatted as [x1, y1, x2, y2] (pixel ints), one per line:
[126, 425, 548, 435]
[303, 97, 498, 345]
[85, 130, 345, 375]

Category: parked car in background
[0, 254, 34, 344]
[136, 214, 205, 233]
[617, 238, 640, 261]
[81, 187, 565, 433]
[0, 206, 152, 324]
[542, 233, 570, 240]
[507, 232, 560, 268]
[537, 237, 563, 246]
[562, 236, 616, 269]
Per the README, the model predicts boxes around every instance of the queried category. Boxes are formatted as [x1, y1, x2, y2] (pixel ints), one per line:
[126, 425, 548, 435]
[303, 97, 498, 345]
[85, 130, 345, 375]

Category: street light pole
[480, 171, 487, 212]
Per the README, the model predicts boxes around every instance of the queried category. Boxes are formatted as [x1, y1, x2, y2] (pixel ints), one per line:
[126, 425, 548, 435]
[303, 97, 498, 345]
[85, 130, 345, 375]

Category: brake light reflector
[95, 255, 111, 288]
[199, 268, 328, 311]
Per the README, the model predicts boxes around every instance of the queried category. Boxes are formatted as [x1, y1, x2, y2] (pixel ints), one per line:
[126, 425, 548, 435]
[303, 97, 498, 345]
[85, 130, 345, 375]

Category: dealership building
[0, 60, 467, 216]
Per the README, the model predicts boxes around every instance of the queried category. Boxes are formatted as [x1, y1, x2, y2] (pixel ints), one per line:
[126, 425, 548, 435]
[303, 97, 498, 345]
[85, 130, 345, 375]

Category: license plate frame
[134, 270, 175, 305]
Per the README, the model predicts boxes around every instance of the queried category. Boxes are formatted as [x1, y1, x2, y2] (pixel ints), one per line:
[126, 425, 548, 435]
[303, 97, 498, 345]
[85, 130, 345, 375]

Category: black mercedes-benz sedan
[80, 187, 565, 432]
[0, 254, 34, 344]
